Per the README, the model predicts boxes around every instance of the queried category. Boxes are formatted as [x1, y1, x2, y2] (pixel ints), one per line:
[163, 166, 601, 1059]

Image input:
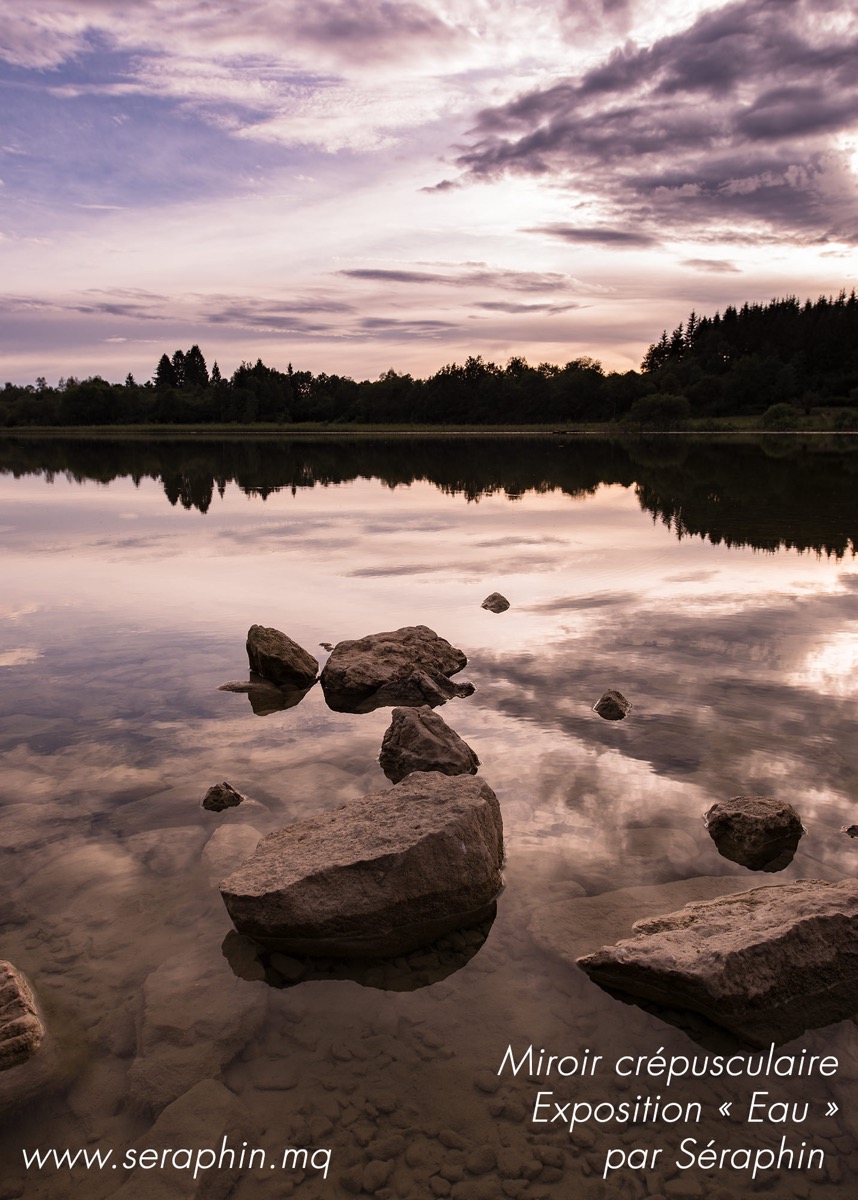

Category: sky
[1, 0, 857, 386]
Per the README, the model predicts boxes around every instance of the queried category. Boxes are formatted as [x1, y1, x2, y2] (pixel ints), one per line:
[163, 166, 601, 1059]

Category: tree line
[2, 292, 857, 429]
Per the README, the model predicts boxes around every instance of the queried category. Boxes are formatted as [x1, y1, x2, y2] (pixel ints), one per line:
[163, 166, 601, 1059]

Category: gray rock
[705, 795, 804, 871]
[379, 706, 480, 783]
[481, 593, 510, 613]
[843, 825, 858, 838]
[245, 624, 318, 688]
[371, 669, 475, 711]
[577, 878, 858, 1046]
[320, 625, 468, 711]
[220, 771, 504, 957]
[128, 945, 266, 1113]
[593, 690, 631, 720]
[202, 781, 244, 812]
[0, 961, 43, 1071]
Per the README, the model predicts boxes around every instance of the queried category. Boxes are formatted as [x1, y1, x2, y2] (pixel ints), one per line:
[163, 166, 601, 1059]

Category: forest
[2, 292, 857, 429]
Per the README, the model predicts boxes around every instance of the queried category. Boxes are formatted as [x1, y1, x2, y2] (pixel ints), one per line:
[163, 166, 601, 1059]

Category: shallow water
[2, 434, 858, 1199]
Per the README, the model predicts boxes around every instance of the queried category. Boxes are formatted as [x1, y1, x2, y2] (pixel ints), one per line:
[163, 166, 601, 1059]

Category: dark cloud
[455, 0, 858, 243]
[340, 265, 591, 294]
[474, 300, 582, 315]
[681, 258, 742, 273]
[526, 224, 659, 247]
[287, 0, 453, 54]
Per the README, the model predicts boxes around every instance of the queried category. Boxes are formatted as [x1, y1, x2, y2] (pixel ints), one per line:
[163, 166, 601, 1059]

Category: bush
[759, 402, 802, 431]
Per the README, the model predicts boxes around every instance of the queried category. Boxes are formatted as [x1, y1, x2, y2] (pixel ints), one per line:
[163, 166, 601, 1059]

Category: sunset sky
[1, 0, 857, 386]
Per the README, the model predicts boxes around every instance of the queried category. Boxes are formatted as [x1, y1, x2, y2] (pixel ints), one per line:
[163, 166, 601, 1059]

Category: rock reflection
[222, 909, 496, 991]
[218, 674, 315, 716]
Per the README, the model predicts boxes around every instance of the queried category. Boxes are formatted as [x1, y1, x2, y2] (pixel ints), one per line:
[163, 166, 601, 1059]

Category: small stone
[481, 593, 510, 613]
[593, 690, 631, 720]
[465, 1147, 496, 1175]
[362, 1160, 392, 1193]
[202, 781, 244, 812]
[705, 795, 803, 871]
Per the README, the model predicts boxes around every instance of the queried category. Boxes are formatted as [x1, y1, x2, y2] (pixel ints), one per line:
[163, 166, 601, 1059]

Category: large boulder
[379, 706, 480, 783]
[220, 772, 504, 957]
[245, 625, 318, 688]
[705, 795, 803, 871]
[319, 626, 468, 711]
[0, 961, 43, 1071]
[577, 879, 858, 1046]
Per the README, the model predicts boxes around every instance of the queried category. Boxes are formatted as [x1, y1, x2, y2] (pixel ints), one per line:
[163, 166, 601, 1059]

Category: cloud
[454, 0, 858, 243]
[525, 224, 660, 247]
[340, 264, 607, 294]
[680, 257, 742, 272]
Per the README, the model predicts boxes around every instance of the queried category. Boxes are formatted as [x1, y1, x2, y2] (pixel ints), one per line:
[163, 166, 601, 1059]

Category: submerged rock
[320, 625, 469, 711]
[128, 945, 266, 1114]
[245, 624, 318, 688]
[220, 771, 503, 958]
[0, 961, 43, 1072]
[577, 878, 858, 1046]
[593, 690, 631, 720]
[705, 795, 803, 871]
[202, 782, 244, 813]
[481, 592, 510, 613]
[379, 706, 480, 783]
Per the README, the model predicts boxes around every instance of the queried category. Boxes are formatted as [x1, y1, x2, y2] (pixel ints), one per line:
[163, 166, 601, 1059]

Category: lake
[2, 433, 858, 1200]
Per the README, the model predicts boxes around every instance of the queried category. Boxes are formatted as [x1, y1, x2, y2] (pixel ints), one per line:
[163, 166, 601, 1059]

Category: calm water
[2, 434, 858, 1199]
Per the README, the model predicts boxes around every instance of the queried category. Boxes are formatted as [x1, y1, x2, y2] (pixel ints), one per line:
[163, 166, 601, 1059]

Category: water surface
[2, 434, 858, 1199]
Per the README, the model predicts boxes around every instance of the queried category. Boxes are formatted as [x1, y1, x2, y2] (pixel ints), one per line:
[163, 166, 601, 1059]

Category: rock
[844, 825, 858, 838]
[379, 706, 480, 783]
[128, 945, 266, 1113]
[202, 781, 244, 812]
[481, 593, 510, 613]
[245, 624, 318, 688]
[577, 878, 858, 1046]
[0, 961, 43, 1071]
[705, 795, 804, 871]
[593, 690, 631, 720]
[320, 626, 468, 711]
[221, 772, 504, 957]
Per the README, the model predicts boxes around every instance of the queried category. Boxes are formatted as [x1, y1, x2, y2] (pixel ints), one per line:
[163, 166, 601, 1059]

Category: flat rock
[481, 592, 510, 613]
[320, 625, 468, 711]
[126, 827, 208, 876]
[593, 689, 631, 720]
[705, 795, 803, 871]
[245, 624, 318, 688]
[379, 706, 480, 783]
[0, 961, 44, 1071]
[221, 771, 503, 957]
[128, 945, 267, 1113]
[202, 781, 244, 812]
[577, 878, 858, 1046]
